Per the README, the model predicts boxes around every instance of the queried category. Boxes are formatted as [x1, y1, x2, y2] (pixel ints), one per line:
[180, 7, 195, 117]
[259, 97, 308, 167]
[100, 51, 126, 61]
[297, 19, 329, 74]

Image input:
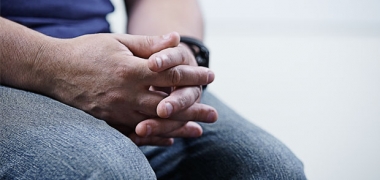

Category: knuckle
[168, 67, 182, 85]
[163, 48, 181, 65]
[163, 51, 173, 63]
[89, 104, 113, 122]
[193, 108, 203, 121]
[194, 106, 210, 121]
[114, 64, 130, 78]
[194, 86, 202, 99]
[136, 97, 150, 108]
[115, 63, 147, 81]
[175, 96, 188, 110]
[144, 36, 155, 48]
[179, 48, 188, 64]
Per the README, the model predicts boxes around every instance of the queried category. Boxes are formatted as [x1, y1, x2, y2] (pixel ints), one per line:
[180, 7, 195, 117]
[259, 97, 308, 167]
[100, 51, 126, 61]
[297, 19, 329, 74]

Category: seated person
[0, 0, 306, 179]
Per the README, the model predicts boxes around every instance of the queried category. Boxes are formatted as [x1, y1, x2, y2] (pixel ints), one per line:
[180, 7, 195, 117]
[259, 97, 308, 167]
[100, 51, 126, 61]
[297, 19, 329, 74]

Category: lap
[1, 86, 306, 179]
[140, 91, 306, 180]
[0, 86, 155, 179]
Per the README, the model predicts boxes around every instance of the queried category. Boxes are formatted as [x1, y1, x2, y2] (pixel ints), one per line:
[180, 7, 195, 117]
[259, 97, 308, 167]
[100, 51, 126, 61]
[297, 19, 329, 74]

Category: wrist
[29, 37, 66, 96]
[0, 18, 59, 95]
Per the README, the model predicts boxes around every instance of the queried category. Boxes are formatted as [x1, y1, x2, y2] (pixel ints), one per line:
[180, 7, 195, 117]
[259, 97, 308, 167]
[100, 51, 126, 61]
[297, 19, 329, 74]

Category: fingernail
[165, 102, 173, 116]
[163, 33, 171, 40]
[156, 57, 162, 68]
[208, 72, 215, 83]
[207, 111, 216, 122]
[145, 125, 152, 137]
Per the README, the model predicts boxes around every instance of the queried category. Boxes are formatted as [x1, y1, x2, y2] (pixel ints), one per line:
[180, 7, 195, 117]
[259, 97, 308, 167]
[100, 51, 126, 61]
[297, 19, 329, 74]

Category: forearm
[0, 17, 56, 93]
[125, 0, 204, 40]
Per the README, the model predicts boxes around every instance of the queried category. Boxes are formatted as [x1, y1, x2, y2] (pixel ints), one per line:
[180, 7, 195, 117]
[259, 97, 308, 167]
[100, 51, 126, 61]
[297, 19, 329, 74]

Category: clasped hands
[45, 32, 217, 146]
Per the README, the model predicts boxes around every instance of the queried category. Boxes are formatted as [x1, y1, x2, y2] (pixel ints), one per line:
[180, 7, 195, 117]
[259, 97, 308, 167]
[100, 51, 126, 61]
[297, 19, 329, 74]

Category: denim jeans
[0, 85, 306, 179]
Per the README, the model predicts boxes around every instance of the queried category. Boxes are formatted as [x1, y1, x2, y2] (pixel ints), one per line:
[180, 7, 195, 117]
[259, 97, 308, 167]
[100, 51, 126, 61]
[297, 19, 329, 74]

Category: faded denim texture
[0, 86, 306, 179]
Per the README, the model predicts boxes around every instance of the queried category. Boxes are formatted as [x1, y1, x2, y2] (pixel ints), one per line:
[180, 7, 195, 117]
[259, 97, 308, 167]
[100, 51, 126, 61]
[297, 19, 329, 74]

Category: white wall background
[108, 0, 380, 179]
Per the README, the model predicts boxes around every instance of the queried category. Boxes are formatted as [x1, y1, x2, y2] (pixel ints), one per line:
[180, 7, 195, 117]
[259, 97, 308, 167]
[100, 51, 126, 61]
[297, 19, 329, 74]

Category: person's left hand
[128, 43, 218, 146]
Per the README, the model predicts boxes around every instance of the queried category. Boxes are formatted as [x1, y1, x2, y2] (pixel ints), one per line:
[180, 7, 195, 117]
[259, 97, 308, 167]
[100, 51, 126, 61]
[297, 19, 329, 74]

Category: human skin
[0, 17, 217, 146]
[124, 0, 215, 144]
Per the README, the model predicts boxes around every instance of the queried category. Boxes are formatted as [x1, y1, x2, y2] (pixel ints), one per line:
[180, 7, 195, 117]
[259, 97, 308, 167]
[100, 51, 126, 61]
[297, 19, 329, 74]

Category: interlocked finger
[156, 86, 201, 118]
[148, 45, 195, 72]
[135, 120, 202, 138]
[128, 133, 174, 146]
[146, 65, 214, 87]
[133, 90, 168, 117]
[112, 32, 180, 58]
[168, 103, 218, 123]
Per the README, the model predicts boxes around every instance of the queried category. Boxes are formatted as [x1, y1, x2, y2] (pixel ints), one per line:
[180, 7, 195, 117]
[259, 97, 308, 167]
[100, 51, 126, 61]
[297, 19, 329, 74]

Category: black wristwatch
[180, 36, 210, 89]
[180, 36, 209, 68]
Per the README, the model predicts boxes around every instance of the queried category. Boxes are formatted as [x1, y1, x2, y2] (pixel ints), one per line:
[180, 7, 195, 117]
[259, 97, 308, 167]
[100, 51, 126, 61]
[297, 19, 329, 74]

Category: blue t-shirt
[1, 0, 114, 38]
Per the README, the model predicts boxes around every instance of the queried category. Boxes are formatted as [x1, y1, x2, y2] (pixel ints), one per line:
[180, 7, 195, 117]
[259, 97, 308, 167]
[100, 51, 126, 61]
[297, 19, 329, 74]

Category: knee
[66, 143, 156, 179]
[0, 86, 156, 179]
[203, 141, 306, 179]
[1, 131, 156, 179]
[245, 144, 306, 179]
[45, 136, 156, 179]
[198, 123, 306, 179]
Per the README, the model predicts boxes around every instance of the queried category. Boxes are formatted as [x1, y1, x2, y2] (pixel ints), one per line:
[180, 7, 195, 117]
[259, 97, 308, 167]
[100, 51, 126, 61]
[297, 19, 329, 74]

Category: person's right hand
[36, 32, 215, 137]
[131, 42, 218, 146]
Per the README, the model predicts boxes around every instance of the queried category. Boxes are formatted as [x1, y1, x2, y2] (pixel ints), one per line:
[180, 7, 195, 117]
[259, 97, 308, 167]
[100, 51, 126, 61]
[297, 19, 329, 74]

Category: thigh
[0, 86, 155, 179]
[140, 91, 306, 180]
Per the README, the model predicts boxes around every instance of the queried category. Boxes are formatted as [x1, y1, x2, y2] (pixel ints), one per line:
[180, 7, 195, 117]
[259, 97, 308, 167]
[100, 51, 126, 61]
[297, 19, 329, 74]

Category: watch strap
[180, 36, 209, 68]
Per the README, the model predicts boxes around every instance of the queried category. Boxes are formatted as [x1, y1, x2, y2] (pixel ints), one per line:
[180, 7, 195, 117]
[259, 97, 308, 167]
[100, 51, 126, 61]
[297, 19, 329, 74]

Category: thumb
[113, 32, 180, 58]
